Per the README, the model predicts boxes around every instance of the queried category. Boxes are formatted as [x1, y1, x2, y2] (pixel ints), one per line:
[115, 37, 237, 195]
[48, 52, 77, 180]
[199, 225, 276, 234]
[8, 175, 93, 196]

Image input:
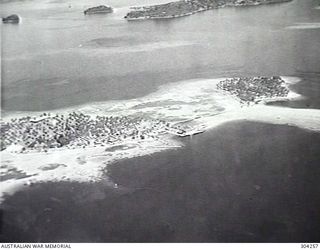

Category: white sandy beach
[0, 137, 183, 202]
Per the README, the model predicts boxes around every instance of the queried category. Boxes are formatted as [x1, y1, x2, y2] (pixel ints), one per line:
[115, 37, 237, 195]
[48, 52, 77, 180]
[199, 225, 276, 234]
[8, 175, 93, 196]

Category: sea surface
[1, 0, 320, 243]
[1, 122, 320, 242]
[1, 0, 320, 113]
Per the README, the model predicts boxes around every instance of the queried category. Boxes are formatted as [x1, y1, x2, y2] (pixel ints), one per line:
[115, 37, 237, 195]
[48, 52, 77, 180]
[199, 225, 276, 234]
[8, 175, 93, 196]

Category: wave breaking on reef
[1, 76, 320, 203]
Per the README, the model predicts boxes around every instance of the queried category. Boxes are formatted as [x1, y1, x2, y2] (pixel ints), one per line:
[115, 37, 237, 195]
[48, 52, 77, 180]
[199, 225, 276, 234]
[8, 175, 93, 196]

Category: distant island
[124, 0, 292, 20]
[84, 5, 113, 15]
[2, 14, 20, 23]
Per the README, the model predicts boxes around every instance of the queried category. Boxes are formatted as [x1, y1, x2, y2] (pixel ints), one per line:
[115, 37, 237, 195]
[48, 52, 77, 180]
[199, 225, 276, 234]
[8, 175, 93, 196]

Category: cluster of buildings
[217, 76, 290, 104]
[0, 112, 185, 153]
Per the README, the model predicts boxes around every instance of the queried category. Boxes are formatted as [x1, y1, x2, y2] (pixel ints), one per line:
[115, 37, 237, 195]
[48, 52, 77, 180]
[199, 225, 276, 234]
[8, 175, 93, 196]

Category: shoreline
[1, 76, 320, 203]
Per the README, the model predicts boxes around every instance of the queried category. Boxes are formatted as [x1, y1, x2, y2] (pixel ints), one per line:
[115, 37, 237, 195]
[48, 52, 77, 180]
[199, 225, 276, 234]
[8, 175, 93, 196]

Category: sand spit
[1, 76, 320, 202]
[0, 138, 183, 202]
[199, 106, 320, 133]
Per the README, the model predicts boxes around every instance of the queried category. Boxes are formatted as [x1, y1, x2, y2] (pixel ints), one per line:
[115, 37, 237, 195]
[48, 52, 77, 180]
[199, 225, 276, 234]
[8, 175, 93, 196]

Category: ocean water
[1, 122, 320, 242]
[1, 0, 320, 242]
[1, 0, 320, 113]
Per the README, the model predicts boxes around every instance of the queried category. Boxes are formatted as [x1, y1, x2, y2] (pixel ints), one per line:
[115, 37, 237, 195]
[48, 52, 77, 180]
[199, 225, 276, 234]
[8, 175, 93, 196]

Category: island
[217, 76, 290, 104]
[0, 77, 292, 154]
[0, 113, 189, 153]
[84, 5, 113, 15]
[2, 75, 320, 202]
[124, 0, 292, 20]
[2, 14, 20, 23]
